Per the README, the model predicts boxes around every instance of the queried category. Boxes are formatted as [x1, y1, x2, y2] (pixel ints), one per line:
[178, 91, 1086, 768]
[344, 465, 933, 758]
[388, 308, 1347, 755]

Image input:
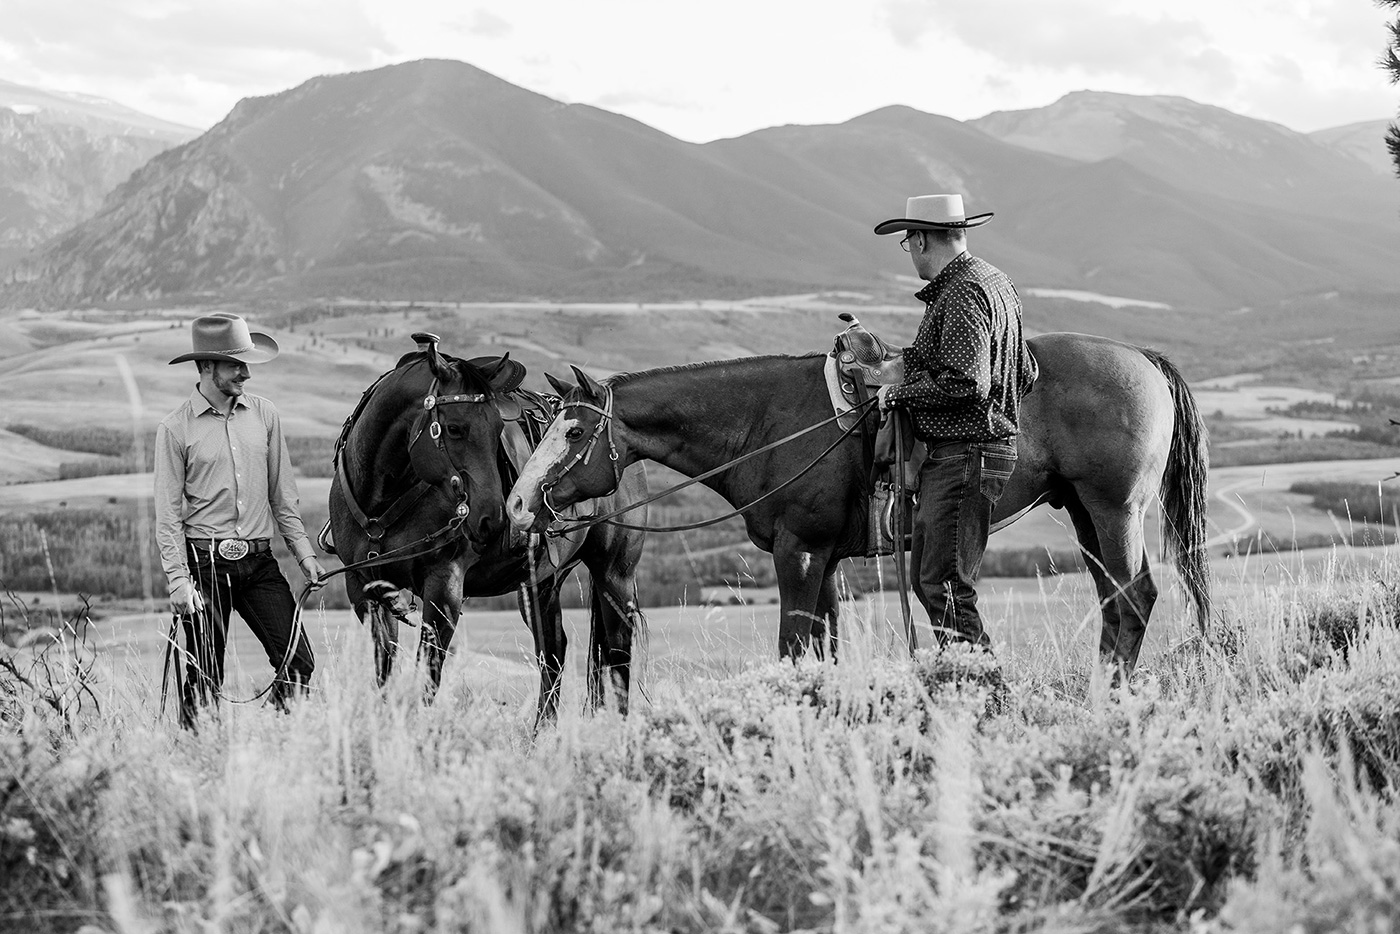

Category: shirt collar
[189, 384, 248, 416]
[914, 251, 973, 305]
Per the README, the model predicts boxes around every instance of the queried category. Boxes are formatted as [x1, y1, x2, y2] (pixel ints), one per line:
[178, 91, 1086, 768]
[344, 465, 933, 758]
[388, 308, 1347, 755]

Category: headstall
[541, 386, 621, 517]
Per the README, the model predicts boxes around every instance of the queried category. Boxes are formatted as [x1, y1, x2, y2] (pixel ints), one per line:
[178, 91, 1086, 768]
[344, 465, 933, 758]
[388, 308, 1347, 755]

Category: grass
[4, 546, 1400, 932]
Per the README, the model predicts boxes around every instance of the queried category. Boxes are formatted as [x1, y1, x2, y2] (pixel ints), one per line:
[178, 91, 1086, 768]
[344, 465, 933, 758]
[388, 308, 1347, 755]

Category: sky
[1, 0, 1397, 141]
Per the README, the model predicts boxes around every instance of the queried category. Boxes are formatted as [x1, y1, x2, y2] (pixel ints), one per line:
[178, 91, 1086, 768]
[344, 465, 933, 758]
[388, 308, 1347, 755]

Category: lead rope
[892, 412, 917, 656]
[524, 533, 544, 676]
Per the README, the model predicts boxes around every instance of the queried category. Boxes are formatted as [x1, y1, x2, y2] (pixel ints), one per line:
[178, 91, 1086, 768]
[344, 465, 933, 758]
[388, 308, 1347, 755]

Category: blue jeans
[908, 440, 1016, 647]
[181, 546, 314, 726]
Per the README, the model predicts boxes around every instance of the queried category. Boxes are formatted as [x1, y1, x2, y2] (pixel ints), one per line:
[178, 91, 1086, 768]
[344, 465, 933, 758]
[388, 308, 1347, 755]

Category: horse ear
[483, 352, 525, 393]
[545, 372, 574, 397]
[411, 331, 449, 379]
[570, 364, 605, 400]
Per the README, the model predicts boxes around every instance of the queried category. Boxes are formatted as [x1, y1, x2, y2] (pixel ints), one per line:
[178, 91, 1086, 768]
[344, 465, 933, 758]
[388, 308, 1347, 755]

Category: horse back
[997, 333, 1177, 521]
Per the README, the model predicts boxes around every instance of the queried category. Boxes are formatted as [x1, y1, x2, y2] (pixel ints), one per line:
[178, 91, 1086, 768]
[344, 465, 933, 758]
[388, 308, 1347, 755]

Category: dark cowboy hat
[168, 313, 279, 365]
[873, 194, 994, 236]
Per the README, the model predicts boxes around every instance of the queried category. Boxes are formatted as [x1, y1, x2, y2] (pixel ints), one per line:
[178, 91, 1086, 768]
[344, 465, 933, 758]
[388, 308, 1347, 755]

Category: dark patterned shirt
[886, 251, 1038, 442]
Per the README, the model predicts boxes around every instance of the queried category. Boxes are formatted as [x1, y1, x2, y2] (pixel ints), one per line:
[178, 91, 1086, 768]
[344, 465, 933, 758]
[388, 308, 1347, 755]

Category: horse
[505, 332, 1210, 677]
[328, 334, 649, 724]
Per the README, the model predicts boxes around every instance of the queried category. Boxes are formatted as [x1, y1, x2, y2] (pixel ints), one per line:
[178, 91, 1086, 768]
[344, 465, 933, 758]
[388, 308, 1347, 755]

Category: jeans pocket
[979, 451, 1016, 504]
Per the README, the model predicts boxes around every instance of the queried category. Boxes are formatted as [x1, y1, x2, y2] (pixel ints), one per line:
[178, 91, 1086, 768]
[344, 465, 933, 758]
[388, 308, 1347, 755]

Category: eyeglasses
[899, 232, 919, 253]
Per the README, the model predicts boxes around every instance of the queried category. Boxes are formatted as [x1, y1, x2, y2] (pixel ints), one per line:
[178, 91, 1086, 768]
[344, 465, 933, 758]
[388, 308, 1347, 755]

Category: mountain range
[0, 79, 198, 268]
[3, 60, 1397, 309]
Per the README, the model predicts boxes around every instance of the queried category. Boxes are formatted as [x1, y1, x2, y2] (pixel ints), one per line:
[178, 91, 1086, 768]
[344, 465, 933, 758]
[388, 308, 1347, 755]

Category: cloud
[591, 89, 702, 113]
[2, 0, 392, 91]
[881, 0, 1219, 78]
[467, 9, 512, 39]
[0, 0, 396, 126]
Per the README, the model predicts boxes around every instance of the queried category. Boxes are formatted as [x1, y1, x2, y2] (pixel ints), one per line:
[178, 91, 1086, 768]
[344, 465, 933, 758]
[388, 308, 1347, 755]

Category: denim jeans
[181, 546, 314, 726]
[908, 439, 1016, 647]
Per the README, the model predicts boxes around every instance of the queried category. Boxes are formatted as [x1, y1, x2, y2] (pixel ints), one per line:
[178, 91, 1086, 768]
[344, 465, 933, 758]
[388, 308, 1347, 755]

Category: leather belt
[187, 538, 271, 560]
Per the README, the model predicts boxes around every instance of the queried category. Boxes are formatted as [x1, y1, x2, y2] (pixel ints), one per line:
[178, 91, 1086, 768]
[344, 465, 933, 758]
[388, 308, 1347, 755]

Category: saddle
[832, 312, 905, 387]
[828, 313, 922, 558]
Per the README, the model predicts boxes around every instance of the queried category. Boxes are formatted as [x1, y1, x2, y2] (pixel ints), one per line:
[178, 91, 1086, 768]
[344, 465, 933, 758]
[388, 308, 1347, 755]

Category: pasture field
[7, 303, 1400, 931]
[5, 544, 1400, 932]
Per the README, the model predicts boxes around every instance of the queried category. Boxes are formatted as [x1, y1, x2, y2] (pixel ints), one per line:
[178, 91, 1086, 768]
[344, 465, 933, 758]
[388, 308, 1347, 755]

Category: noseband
[541, 386, 621, 518]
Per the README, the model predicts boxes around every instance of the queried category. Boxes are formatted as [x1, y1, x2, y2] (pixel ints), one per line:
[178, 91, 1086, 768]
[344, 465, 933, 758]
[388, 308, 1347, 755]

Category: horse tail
[1141, 348, 1212, 633]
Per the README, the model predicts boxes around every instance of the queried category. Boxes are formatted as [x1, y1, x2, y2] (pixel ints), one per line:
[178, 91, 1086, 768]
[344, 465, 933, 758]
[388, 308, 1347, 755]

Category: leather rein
[541, 388, 880, 536]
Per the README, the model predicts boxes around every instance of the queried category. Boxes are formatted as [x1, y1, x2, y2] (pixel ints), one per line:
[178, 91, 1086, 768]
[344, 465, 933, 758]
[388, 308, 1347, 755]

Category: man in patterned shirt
[155, 313, 327, 727]
[873, 194, 1038, 648]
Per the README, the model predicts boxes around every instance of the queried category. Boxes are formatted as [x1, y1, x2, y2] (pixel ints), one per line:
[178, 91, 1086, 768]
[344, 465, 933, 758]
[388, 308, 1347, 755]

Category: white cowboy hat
[168, 313, 279, 365]
[873, 194, 994, 235]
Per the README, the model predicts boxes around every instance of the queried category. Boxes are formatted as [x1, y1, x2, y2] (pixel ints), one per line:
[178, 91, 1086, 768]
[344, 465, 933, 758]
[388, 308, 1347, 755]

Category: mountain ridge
[6, 61, 1399, 309]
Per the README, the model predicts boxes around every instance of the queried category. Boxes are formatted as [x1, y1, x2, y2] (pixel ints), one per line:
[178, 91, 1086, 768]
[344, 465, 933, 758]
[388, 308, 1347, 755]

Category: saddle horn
[411, 331, 449, 378]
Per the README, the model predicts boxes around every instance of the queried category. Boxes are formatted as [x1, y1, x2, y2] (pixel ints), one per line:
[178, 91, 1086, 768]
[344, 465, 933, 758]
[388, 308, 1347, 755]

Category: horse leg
[1066, 496, 1157, 678]
[773, 531, 834, 659]
[418, 560, 466, 699]
[348, 575, 399, 686]
[810, 568, 841, 661]
[368, 602, 400, 686]
[579, 531, 646, 715]
[520, 576, 568, 728]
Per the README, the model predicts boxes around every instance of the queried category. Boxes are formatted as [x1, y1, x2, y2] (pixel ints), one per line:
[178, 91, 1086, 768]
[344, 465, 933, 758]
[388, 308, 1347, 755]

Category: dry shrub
[0, 728, 108, 932]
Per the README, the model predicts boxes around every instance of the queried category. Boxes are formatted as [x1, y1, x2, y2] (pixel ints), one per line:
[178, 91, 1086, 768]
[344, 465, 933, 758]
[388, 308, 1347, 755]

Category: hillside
[1309, 118, 1397, 178]
[0, 79, 198, 267]
[7, 62, 1399, 310]
[970, 91, 1398, 225]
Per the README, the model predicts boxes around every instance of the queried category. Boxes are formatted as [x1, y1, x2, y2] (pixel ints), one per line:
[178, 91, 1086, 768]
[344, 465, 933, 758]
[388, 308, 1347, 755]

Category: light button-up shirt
[154, 387, 316, 591]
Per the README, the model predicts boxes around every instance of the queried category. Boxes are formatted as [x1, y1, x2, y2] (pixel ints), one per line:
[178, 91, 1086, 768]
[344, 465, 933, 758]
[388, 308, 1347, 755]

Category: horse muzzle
[506, 489, 540, 532]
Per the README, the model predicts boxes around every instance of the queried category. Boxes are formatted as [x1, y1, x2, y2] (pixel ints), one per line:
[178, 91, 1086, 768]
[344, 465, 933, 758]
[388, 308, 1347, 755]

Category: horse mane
[607, 352, 824, 386]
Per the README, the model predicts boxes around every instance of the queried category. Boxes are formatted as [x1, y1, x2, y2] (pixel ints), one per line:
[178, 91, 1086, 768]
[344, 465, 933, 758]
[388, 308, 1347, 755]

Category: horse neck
[344, 370, 426, 507]
[612, 357, 825, 497]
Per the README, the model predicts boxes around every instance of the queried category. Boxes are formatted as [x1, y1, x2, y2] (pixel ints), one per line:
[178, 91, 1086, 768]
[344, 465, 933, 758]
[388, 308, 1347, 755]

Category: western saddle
[830, 313, 920, 557]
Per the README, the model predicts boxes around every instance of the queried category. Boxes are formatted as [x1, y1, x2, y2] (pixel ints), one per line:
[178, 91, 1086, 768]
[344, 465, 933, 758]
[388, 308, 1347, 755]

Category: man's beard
[214, 372, 246, 397]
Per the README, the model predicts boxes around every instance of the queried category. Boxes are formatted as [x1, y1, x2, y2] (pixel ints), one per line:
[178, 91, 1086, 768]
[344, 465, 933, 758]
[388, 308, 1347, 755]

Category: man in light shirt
[154, 313, 326, 727]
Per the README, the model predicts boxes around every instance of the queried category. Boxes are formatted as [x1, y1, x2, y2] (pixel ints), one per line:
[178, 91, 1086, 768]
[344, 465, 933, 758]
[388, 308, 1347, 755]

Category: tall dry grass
[4, 548, 1400, 933]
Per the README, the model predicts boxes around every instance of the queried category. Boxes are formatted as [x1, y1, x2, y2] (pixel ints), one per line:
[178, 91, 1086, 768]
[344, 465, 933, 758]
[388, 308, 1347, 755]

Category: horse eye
[564, 425, 584, 442]
[445, 424, 464, 439]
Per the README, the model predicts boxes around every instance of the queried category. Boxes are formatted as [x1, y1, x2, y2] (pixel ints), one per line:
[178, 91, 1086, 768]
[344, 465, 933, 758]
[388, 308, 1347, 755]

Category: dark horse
[329, 338, 649, 722]
[506, 332, 1210, 675]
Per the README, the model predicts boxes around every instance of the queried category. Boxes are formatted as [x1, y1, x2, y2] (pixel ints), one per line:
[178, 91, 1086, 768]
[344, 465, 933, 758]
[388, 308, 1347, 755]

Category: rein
[544, 394, 880, 536]
[160, 513, 473, 717]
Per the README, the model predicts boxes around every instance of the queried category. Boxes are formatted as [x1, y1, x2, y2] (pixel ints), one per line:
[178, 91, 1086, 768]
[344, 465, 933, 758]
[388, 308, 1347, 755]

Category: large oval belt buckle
[217, 539, 250, 560]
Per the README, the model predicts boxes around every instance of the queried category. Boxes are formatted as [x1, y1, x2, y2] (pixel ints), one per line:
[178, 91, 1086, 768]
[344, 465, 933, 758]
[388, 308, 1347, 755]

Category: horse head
[402, 333, 517, 550]
[507, 364, 619, 533]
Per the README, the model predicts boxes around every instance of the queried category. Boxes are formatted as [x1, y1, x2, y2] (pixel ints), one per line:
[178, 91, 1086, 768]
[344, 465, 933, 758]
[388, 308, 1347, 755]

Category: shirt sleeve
[153, 419, 190, 593]
[888, 282, 992, 411]
[264, 405, 316, 563]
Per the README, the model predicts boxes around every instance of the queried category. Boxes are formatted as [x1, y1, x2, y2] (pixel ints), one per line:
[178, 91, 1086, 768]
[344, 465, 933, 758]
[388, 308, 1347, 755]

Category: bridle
[409, 375, 490, 504]
[337, 368, 492, 560]
[540, 386, 621, 516]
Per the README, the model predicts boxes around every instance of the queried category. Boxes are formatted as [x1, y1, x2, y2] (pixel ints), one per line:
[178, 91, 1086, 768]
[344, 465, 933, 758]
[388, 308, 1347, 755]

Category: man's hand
[877, 384, 898, 411]
[170, 579, 204, 617]
[300, 556, 328, 591]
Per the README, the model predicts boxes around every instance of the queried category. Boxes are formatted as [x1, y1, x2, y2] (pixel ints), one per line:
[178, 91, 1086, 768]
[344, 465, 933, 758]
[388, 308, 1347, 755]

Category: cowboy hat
[168, 313, 279, 365]
[873, 194, 994, 235]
